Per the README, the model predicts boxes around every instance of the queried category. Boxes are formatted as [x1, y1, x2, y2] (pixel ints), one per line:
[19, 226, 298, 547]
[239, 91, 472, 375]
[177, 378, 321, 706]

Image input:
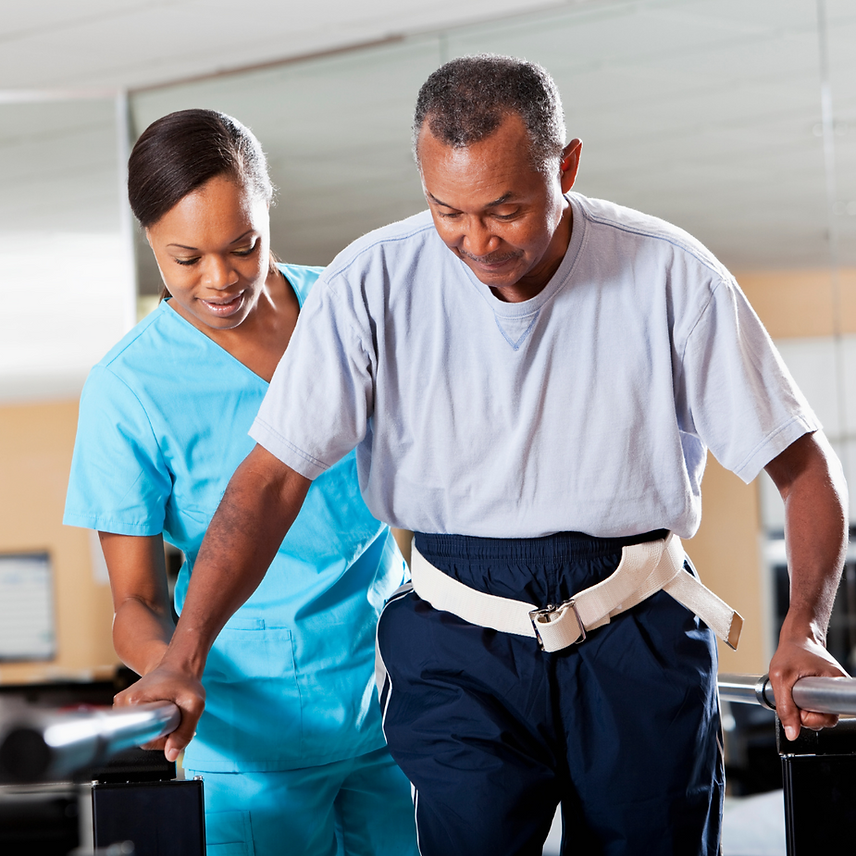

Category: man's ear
[559, 139, 583, 192]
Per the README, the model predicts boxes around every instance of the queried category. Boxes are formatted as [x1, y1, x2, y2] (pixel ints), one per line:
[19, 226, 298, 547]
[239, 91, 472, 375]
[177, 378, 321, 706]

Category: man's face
[417, 113, 581, 303]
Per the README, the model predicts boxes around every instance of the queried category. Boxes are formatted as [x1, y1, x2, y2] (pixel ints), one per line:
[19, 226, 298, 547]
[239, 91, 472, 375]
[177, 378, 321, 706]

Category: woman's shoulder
[89, 300, 209, 399]
[277, 262, 324, 308]
[95, 301, 173, 368]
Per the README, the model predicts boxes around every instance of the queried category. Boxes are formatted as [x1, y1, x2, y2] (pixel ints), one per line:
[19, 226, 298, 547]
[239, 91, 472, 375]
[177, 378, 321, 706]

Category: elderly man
[122, 56, 848, 855]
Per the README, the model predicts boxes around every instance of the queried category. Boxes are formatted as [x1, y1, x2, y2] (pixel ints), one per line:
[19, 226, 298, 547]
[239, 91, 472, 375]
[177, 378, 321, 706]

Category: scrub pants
[186, 745, 418, 856]
[376, 530, 724, 856]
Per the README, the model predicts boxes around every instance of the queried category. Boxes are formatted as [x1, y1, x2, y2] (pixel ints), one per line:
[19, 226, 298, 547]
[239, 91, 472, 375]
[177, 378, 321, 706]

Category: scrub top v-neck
[65, 263, 406, 771]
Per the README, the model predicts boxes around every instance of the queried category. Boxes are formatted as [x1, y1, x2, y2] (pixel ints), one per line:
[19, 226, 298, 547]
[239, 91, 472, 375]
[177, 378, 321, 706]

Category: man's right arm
[113, 444, 311, 762]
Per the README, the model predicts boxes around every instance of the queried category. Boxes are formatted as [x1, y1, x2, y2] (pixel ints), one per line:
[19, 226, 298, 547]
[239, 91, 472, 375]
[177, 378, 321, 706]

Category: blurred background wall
[1, 0, 855, 683]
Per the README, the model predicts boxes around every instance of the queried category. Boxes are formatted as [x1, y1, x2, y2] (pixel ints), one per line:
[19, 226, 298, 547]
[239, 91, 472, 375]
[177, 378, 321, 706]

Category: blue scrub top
[65, 264, 406, 772]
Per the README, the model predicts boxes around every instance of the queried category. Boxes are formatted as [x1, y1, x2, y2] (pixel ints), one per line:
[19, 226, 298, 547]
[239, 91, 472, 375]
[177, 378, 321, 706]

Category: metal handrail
[0, 702, 180, 783]
[4, 675, 853, 784]
[718, 673, 856, 716]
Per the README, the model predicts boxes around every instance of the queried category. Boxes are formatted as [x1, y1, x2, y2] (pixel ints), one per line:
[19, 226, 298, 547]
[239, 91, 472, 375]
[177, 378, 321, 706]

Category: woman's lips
[201, 292, 245, 317]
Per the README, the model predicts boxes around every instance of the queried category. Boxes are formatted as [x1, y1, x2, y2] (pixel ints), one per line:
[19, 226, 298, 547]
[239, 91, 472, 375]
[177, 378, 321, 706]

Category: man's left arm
[764, 429, 849, 741]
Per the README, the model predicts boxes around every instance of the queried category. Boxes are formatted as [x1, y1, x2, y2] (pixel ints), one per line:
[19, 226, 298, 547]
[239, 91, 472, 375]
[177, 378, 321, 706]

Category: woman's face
[146, 174, 271, 333]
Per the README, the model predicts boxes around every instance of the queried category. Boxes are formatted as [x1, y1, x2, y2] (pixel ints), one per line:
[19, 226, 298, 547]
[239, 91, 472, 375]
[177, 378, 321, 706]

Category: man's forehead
[425, 188, 517, 209]
[418, 121, 547, 210]
[417, 112, 531, 159]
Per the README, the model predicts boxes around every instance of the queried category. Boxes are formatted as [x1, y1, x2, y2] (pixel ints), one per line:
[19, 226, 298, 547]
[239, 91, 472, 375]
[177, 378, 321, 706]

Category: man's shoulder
[572, 193, 729, 280]
[325, 210, 437, 278]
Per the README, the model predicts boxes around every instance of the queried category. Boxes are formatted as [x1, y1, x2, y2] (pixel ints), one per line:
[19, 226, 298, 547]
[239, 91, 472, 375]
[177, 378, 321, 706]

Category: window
[0, 553, 56, 662]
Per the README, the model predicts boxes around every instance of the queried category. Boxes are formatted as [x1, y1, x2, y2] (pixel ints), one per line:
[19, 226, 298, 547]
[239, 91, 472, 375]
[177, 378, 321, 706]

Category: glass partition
[124, 0, 854, 663]
[131, 38, 443, 294]
[128, 0, 849, 276]
[0, 96, 135, 402]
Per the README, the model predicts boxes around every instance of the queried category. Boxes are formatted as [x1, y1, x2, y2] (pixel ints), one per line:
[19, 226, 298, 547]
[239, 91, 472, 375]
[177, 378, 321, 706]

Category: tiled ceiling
[1, 0, 855, 401]
[3, 0, 854, 271]
[128, 0, 856, 275]
[0, 0, 572, 91]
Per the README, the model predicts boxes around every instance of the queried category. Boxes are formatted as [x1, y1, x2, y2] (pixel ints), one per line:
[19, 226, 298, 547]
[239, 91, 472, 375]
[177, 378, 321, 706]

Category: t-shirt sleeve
[679, 275, 820, 483]
[250, 275, 374, 479]
[63, 364, 172, 534]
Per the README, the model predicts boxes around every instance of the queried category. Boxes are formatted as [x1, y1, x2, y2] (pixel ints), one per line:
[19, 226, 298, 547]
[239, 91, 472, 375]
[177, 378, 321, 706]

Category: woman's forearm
[99, 531, 176, 676]
[112, 595, 175, 676]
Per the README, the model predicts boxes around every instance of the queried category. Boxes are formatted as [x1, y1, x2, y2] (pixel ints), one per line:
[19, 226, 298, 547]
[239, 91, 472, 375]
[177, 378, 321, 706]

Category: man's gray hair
[412, 54, 567, 174]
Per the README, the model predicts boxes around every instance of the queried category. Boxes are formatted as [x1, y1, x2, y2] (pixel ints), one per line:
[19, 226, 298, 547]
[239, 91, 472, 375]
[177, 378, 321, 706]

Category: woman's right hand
[114, 663, 206, 761]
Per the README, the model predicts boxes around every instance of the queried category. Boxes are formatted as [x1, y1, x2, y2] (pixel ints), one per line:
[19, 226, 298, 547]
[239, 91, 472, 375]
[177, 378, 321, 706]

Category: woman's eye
[174, 257, 199, 266]
[234, 241, 259, 257]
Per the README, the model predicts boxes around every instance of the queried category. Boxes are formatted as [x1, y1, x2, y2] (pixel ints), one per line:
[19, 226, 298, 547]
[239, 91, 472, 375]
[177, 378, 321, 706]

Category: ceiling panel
[0, 0, 574, 91]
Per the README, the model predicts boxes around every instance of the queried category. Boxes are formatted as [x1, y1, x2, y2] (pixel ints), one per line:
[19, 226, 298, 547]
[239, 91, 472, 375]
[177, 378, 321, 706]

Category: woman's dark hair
[128, 109, 273, 228]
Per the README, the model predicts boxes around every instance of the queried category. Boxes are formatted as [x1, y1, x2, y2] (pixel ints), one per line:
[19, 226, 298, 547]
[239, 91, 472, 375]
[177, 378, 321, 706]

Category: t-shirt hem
[249, 418, 328, 480]
[732, 414, 820, 484]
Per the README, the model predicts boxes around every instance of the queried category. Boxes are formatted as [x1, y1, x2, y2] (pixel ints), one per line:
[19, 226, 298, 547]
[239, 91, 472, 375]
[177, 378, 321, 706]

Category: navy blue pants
[376, 531, 723, 856]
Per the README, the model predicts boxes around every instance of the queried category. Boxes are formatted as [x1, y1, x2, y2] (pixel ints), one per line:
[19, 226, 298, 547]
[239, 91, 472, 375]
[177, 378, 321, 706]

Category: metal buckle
[528, 598, 586, 651]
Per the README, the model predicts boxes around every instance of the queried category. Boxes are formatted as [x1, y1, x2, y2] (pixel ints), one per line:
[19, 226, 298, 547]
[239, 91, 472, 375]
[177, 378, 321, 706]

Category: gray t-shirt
[251, 193, 817, 539]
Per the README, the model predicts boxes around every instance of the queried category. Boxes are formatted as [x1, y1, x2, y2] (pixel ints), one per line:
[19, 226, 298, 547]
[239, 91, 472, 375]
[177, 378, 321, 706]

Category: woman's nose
[203, 256, 238, 289]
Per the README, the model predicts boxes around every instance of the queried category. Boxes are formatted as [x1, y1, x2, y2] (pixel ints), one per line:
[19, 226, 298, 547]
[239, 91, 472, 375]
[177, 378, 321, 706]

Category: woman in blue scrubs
[64, 109, 417, 856]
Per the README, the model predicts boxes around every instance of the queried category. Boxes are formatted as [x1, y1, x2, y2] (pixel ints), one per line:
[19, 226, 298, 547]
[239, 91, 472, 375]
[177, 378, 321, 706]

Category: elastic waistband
[414, 530, 669, 565]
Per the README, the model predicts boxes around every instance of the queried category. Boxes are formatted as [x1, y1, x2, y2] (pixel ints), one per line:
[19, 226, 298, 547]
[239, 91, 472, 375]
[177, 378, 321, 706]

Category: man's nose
[461, 217, 498, 258]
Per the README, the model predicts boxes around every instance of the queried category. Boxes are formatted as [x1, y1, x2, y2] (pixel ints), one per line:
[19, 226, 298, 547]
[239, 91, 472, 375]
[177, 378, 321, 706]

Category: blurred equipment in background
[0, 668, 203, 855]
[721, 673, 856, 856]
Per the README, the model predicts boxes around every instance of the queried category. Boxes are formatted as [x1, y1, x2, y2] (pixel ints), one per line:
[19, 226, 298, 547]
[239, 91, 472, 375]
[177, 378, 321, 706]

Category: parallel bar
[718, 673, 775, 709]
[5, 674, 855, 784]
[0, 703, 180, 783]
[718, 673, 856, 716]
